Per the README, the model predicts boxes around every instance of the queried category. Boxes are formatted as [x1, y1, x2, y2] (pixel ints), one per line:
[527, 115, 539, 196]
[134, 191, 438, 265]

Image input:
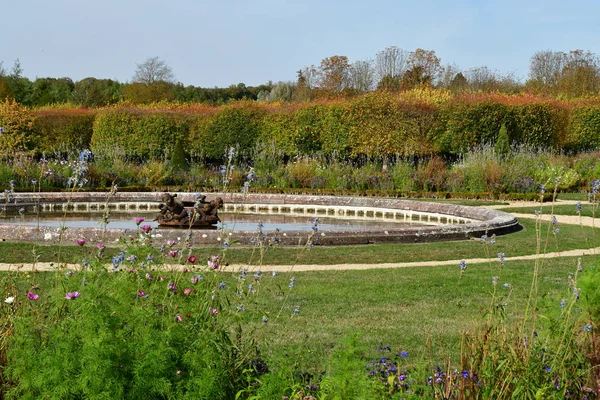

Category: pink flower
[97, 242, 105, 250]
[140, 225, 152, 233]
[133, 217, 145, 226]
[187, 255, 197, 264]
[27, 292, 39, 300]
[177, 370, 181, 375]
[168, 282, 177, 291]
[182, 267, 188, 273]
[183, 288, 192, 295]
[76, 238, 86, 246]
[65, 291, 80, 300]
[167, 240, 177, 247]
[175, 314, 183, 322]
[209, 307, 218, 315]
[168, 250, 178, 257]
[145, 273, 152, 280]
[208, 255, 220, 270]
[190, 276, 199, 284]
[137, 290, 146, 297]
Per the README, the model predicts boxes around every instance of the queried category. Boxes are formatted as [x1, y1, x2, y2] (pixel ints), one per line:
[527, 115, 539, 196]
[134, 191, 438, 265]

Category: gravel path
[0, 201, 597, 272]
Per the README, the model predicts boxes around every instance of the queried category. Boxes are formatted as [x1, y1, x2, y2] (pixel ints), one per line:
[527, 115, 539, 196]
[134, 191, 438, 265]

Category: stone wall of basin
[0, 192, 520, 246]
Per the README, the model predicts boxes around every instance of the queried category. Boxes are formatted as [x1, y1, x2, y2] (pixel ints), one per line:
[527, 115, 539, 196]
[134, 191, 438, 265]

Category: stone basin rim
[0, 192, 520, 246]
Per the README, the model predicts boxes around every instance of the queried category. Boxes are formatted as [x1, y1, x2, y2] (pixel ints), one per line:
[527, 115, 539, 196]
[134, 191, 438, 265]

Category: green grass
[0, 218, 596, 266]
[556, 192, 589, 201]
[499, 203, 599, 217]
[406, 198, 509, 206]
[244, 254, 597, 370]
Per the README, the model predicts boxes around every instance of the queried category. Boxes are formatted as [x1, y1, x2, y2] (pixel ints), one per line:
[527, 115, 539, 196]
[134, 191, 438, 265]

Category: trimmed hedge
[568, 106, 600, 152]
[33, 111, 95, 154]
[91, 108, 190, 160]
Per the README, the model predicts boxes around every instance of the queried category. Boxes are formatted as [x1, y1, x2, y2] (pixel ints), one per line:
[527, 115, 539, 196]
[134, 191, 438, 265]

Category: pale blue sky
[2, 0, 599, 87]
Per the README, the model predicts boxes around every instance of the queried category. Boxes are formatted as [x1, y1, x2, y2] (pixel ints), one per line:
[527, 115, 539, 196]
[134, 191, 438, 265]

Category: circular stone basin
[0, 212, 425, 232]
[0, 192, 520, 246]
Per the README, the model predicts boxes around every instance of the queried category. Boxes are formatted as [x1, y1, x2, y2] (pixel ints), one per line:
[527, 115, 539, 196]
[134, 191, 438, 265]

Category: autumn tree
[317, 55, 350, 94]
[403, 49, 442, 89]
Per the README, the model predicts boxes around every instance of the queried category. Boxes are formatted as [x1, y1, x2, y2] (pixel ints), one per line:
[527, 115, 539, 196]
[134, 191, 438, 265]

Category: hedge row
[3, 94, 600, 159]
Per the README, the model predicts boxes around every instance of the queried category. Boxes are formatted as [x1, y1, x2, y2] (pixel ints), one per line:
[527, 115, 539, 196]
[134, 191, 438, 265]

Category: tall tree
[405, 49, 442, 88]
[133, 56, 175, 84]
[374, 46, 409, 84]
[348, 60, 374, 92]
[317, 55, 350, 93]
[294, 65, 317, 101]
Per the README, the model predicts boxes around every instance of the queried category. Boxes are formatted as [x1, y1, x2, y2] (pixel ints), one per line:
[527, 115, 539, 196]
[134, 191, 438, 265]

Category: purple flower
[190, 276, 199, 284]
[168, 250, 178, 257]
[65, 291, 80, 300]
[168, 282, 177, 291]
[209, 307, 218, 315]
[400, 351, 409, 358]
[145, 273, 152, 280]
[140, 225, 152, 233]
[137, 290, 146, 298]
[183, 288, 192, 295]
[167, 240, 177, 247]
[133, 217, 145, 226]
[76, 238, 86, 246]
[27, 292, 39, 300]
[97, 242, 105, 250]
[208, 255, 220, 270]
[175, 314, 183, 322]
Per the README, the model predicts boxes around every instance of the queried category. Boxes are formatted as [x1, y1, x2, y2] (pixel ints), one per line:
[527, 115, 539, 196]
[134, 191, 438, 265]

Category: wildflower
[187, 255, 197, 264]
[27, 292, 39, 300]
[271, 270, 278, 278]
[459, 260, 467, 272]
[503, 282, 512, 289]
[311, 217, 319, 232]
[492, 276, 499, 286]
[261, 315, 269, 324]
[461, 370, 470, 379]
[168, 282, 177, 291]
[235, 305, 245, 312]
[145, 273, 152, 280]
[218, 282, 226, 290]
[560, 299, 566, 308]
[209, 307, 218, 315]
[288, 277, 296, 289]
[136, 290, 147, 299]
[177, 370, 181, 375]
[167, 239, 177, 247]
[175, 314, 183, 322]
[583, 324, 593, 332]
[133, 217, 145, 226]
[208, 255, 220, 269]
[576, 202, 582, 215]
[145, 254, 154, 263]
[497, 252, 506, 266]
[183, 288, 192, 295]
[126, 255, 137, 264]
[76, 238, 86, 246]
[65, 291, 80, 300]
[293, 305, 300, 314]
[140, 225, 152, 233]
[400, 351, 409, 358]
[4, 296, 15, 304]
[168, 250, 178, 257]
[97, 242, 105, 250]
[190, 276, 199, 284]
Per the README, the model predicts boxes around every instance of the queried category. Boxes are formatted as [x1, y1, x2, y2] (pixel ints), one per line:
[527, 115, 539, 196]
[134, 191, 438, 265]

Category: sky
[2, 0, 600, 87]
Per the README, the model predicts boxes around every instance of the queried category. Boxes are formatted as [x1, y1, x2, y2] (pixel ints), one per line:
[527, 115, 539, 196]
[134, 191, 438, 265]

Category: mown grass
[499, 203, 599, 218]
[234, 254, 597, 371]
[0, 218, 594, 266]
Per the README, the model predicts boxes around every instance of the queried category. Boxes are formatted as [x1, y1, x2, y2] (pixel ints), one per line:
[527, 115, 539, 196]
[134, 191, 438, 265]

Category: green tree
[495, 123, 510, 158]
[318, 55, 350, 94]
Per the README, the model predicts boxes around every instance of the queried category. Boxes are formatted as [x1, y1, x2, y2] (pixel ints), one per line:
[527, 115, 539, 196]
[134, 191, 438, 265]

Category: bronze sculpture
[156, 193, 223, 228]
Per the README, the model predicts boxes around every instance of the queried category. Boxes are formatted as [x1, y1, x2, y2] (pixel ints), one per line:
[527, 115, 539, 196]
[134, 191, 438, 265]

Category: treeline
[3, 91, 600, 162]
[2, 48, 600, 107]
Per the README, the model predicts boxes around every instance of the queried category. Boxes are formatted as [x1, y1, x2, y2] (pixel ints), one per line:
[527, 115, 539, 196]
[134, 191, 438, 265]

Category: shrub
[189, 103, 265, 161]
[32, 110, 95, 154]
[567, 106, 600, 151]
[91, 108, 190, 160]
[0, 99, 36, 153]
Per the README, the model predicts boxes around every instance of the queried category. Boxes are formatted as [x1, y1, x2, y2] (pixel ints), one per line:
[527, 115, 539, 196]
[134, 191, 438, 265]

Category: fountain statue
[156, 193, 224, 228]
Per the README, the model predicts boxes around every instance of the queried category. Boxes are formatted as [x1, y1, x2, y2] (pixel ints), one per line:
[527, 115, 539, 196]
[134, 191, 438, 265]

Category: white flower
[44, 232, 52, 240]
[4, 296, 15, 304]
